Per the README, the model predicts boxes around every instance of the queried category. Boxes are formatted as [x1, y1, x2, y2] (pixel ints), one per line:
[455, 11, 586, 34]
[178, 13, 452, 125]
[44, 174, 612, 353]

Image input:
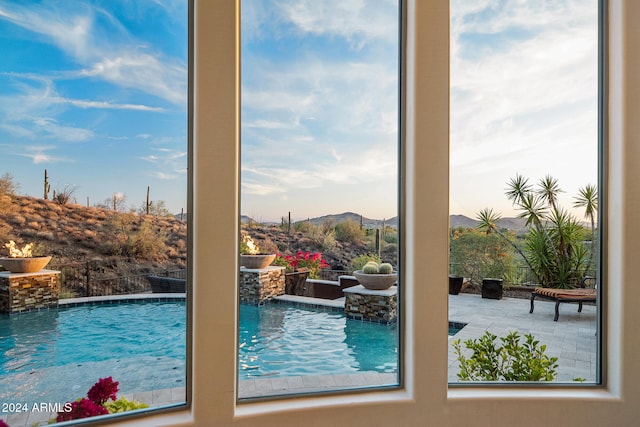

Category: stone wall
[344, 285, 397, 324]
[0, 270, 61, 314]
[239, 266, 285, 305]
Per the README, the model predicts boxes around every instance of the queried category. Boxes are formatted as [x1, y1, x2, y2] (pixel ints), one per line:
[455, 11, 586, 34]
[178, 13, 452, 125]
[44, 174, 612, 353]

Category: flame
[244, 236, 260, 254]
[4, 240, 34, 258]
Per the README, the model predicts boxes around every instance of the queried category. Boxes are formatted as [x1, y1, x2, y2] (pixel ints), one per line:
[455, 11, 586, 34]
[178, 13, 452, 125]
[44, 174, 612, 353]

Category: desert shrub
[53, 185, 76, 205]
[47, 202, 63, 212]
[124, 221, 167, 260]
[139, 199, 172, 217]
[380, 243, 398, 263]
[321, 231, 337, 252]
[295, 220, 338, 250]
[7, 213, 26, 226]
[175, 238, 187, 251]
[102, 213, 167, 260]
[334, 219, 364, 244]
[350, 253, 382, 272]
[383, 232, 398, 244]
[453, 331, 558, 381]
[293, 220, 317, 234]
[35, 231, 55, 241]
[449, 227, 516, 285]
[0, 173, 18, 196]
[0, 173, 17, 220]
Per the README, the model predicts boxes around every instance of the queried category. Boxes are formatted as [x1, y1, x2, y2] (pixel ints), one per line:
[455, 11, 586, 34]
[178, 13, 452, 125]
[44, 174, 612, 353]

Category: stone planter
[449, 275, 463, 295]
[353, 270, 398, 290]
[0, 256, 52, 273]
[240, 254, 276, 269]
[482, 278, 503, 300]
[285, 268, 310, 295]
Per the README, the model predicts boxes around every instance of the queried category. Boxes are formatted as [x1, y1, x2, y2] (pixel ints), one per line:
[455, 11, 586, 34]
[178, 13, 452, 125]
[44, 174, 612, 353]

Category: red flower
[87, 376, 119, 405]
[273, 251, 330, 278]
[0, 420, 9, 427]
[56, 398, 109, 422]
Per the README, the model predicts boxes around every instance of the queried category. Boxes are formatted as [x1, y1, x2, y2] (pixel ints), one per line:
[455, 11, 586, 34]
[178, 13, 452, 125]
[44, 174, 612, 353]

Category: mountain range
[241, 212, 529, 232]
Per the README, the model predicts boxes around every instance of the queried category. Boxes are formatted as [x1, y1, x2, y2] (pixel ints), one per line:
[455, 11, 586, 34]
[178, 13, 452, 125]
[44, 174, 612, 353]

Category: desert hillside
[0, 195, 187, 278]
[0, 195, 395, 283]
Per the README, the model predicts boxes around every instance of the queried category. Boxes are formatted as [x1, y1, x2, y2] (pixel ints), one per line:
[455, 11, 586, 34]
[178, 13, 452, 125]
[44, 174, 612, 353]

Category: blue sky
[1, 1, 598, 222]
[242, 0, 598, 222]
[0, 0, 188, 213]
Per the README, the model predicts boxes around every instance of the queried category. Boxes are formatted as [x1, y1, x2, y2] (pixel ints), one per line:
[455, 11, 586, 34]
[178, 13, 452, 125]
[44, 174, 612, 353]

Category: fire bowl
[240, 254, 276, 269]
[0, 256, 52, 274]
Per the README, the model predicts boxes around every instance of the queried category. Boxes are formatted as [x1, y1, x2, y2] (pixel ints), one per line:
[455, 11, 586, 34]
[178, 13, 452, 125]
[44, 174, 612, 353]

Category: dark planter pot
[285, 268, 310, 296]
[448, 275, 463, 295]
[482, 278, 503, 300]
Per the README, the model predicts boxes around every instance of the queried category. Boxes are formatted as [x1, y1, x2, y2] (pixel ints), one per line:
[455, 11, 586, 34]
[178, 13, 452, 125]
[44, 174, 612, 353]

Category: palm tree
[505, 174, 532, 205]
[537, 175, 563, 210]
[574, 184, 598, 233]
[574, 184, 598, 274]
[476, 175, 592, 288]
[506, 176, 560, 263]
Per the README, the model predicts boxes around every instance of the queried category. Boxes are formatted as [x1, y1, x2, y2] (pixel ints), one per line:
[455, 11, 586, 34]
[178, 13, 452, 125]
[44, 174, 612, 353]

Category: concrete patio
[448, 292, 598, 383]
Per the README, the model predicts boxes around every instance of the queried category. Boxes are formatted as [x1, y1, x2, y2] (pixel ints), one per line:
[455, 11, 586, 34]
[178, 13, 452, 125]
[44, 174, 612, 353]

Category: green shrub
[102, 213, 167, 261]
[126, 221, 167, 260]
[334, 219, 364, 244]
[293, 220, 316, 234]
[104, 397, 149, 413]
[449, 227, 516, 285]
[453, 330, 558, 381]
[350, 254, 381, 272]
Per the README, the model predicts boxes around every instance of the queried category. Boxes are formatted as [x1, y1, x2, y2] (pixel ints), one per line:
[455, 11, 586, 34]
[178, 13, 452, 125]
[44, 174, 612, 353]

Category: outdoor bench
[529, 277, 597, 321]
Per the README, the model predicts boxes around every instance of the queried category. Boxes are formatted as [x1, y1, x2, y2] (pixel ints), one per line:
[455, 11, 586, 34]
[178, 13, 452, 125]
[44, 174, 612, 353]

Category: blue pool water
[0, 301, 187, 404]
[1, 301, 444, 402]
[239, 304, 398, 379]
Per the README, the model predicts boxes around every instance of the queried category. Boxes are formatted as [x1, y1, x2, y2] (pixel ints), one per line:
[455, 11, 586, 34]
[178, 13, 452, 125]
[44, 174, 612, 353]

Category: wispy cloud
[450, 0, 599, 216]
[58, 98, 165, 112]
[0, 1, 186, 106]
[141, 146, 187, 180]
[17, 145, 70, 164]
[240, 1, 400, 219]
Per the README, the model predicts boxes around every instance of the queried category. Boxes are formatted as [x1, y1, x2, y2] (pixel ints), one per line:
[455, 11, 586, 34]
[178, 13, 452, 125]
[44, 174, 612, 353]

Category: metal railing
[51, 260, 187, 297]
[448, 263, 596, 287]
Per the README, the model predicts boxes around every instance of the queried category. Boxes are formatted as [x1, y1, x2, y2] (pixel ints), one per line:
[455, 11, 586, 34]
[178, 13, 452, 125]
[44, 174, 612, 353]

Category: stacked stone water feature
[0, 240, 60, 313]
[0, 270, 61, 313]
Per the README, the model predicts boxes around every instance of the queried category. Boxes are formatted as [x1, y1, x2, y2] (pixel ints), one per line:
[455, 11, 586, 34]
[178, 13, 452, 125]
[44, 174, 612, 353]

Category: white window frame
[106, 1, 639, 425]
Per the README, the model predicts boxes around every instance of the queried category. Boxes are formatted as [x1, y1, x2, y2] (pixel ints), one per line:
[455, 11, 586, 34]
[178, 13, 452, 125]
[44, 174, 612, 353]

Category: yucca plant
[476, 174, 596, 288]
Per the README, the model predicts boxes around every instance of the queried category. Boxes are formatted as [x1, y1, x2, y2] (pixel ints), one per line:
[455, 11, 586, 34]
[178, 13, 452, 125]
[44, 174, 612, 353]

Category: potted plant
[273, 251, 330, 295]
[0, 240, 52, 273]
[239, 234, 275, 269]
[353, 261, 398, 290]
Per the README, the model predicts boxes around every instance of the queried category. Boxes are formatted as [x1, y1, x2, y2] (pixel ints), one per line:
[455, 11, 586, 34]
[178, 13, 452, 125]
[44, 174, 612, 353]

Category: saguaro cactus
[146, 186, 151, 215]
[44, 169, 51, 200]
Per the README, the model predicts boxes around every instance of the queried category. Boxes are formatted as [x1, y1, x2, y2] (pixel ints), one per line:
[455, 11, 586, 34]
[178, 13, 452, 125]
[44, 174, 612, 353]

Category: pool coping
[59, 293, 186, 307]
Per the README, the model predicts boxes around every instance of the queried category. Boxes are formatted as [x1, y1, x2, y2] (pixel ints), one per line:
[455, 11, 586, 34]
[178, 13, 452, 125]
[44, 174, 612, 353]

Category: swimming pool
[0, 301, 187, 404]
[239, 304, 398, 379]
[1, 300, 461, 402]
